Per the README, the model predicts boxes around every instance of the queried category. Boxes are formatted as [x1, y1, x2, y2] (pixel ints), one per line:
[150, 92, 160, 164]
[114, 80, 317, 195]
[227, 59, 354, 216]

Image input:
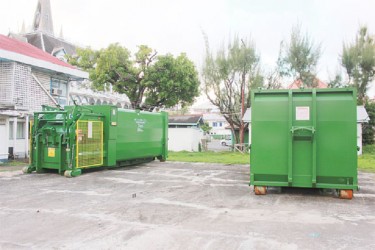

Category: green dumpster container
[24, 105, 168, 177]
[250, 88, 357, 199]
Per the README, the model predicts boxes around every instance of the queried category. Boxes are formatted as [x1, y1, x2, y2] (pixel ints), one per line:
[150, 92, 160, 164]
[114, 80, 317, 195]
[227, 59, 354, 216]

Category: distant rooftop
[288, 79, 328, 89]
[203, 113, 226, 121]
[169, 115, 203, 125]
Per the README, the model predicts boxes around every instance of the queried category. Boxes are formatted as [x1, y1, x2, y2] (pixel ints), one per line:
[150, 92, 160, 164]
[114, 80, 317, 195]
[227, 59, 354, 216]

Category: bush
[363, 102, 375, 145]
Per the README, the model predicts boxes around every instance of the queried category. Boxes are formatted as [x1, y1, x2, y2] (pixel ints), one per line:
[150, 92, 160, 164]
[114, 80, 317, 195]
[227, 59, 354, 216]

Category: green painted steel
[250, 88, 358, 190]
[26, 105, 168, 177]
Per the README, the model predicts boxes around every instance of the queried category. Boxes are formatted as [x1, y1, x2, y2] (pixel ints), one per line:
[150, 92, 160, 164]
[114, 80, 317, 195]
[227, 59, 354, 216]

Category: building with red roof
[288, 79, 328, 89]
[0, 34, 88, 162]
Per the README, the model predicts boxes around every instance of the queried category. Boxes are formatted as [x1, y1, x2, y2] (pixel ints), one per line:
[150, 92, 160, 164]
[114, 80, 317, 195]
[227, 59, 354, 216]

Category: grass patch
[170, 144, 374, 171]
[0, 160, 28, 167]
[358, 144, 375, 172]
[168, 151, 249, 165]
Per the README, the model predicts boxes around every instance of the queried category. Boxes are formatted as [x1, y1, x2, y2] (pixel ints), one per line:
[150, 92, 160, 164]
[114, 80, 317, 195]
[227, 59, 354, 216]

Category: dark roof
[169, 115, 203, 125]
[0, 34, 75, 69]
[8, 32, 27, 43]
[23, 32, 77, 55]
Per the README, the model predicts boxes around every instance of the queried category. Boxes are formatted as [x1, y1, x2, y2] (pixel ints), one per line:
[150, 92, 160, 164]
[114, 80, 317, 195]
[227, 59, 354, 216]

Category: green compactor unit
[24, 105, 168, 177]
[250, 88, 358, 199]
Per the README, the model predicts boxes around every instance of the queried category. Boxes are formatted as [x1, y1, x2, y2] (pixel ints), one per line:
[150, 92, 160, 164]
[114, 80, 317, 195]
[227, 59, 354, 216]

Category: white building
[203, 113, 231, 138]
[0, 34, 88, 162]
[168, 115, 204, 151]
[69, 82, 131, 108]
[357, 106, 370, 155]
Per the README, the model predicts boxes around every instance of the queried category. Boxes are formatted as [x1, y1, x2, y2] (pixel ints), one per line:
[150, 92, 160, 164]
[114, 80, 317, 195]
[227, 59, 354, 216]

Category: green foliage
[264, 68, 282, 89]
[358, 144, 375, 172]
[327, 73, 345, 88]
[200, 122, 212, 134]
[363, 102, 375, 145]
[66, 47, 99, 71]
[341, 26, 375, 104]
[278, 25, 321, 87]
[168, 151, 249, 165]
[68, 44, 200, 109]
[145, 53, 199, 108]
[202, 35, 262, 143]
[94, 43, 133, 92]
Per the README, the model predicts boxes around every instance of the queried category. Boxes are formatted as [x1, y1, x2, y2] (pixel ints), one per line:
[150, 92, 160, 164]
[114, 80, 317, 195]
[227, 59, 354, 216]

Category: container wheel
[254, 186, 267, 195]
[64, 170, 73, 178]
[22, 166, 32, 174]
[339, 189, 353, 199]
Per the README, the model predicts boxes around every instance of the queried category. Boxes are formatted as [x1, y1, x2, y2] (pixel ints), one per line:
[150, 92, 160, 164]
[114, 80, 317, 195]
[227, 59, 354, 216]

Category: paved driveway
[0, 162, 374, 249]
[207, 140, 232, 151]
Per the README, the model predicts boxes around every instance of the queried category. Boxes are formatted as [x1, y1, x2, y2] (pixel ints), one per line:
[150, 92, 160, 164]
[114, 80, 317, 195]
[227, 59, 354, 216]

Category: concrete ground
[0, 162, 374, 250]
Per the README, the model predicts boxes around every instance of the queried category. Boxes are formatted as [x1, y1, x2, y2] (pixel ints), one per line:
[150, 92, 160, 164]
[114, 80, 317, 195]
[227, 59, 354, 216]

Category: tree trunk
[239, 122, 244, 145]
[240, 71, 246, 144]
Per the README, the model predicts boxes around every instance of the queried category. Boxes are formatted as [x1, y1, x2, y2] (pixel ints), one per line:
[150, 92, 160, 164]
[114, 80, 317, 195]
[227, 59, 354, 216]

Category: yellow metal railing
[76, 120, 103, 168]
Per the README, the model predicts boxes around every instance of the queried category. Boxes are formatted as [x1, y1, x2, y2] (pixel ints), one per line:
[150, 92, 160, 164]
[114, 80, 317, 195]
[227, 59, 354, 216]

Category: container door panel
[76, 120, 103, 168]
[251, 93, 289, 179]
[292, 94, 313, 187]
[316, 92, 357, 185]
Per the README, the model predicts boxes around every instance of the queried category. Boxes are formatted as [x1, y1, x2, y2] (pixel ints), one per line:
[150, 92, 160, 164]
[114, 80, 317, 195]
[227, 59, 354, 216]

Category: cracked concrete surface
[0, 162, 374, 249]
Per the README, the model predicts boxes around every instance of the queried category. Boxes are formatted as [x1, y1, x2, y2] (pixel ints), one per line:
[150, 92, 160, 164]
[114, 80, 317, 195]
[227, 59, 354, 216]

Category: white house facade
[203, 113, 231, 138]
[0, 35, 88, 162]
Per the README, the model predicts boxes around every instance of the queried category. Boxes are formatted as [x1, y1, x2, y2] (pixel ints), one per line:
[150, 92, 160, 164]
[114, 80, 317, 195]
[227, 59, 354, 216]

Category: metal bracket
[290, 126, 315, 134]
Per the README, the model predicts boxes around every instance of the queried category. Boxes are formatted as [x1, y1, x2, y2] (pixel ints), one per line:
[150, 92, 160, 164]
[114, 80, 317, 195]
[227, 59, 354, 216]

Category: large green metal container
[250, 88, 357, 198]
[25, 105, 168, 177]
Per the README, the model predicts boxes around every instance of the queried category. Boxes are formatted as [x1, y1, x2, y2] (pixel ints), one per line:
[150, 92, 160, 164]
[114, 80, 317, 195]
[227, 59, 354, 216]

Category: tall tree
[68, 44, 200, 109]
[341, 26, 375, 104]
[327, 73, 344, 88]
[145, 53, 199, 108]
[66, 47, 99, 71]
[278, 25, 321, 87]
[202, 35, 261, 144]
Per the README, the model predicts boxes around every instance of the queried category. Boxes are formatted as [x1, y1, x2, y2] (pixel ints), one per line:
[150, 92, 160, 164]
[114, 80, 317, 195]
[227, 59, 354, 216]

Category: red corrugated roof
[288, 79, 327, 89]
[0, 34, 75, 69]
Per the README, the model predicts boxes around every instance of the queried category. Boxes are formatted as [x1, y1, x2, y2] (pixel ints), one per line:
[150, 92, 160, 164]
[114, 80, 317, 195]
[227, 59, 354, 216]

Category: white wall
[168, 128, 204, 152]
[7, 117, 28, 159]
[0, 118, 8, 162]
[357, 123, 363, 155]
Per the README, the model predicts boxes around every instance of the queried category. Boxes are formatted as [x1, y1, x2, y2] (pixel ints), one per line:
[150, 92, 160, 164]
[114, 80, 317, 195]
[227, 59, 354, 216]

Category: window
[213, 122, 217, 127]
[219, 122, 223, 127]
[16, 122, 25, 139]
[9, 121, 14, 140]
[51, 78, 68, 106]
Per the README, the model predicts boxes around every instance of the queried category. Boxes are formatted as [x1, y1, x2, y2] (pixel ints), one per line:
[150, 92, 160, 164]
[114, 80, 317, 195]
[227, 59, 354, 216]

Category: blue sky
[1, 0, 375, 97]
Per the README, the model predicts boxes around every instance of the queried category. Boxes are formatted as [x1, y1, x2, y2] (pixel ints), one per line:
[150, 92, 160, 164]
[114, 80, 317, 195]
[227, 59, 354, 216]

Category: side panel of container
[250, 89, 357, 190]
[116, 109, 167, 162]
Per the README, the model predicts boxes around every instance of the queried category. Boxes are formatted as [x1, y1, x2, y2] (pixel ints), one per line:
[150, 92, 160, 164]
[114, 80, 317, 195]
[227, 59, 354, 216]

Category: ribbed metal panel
[0, 61, 14, 104]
